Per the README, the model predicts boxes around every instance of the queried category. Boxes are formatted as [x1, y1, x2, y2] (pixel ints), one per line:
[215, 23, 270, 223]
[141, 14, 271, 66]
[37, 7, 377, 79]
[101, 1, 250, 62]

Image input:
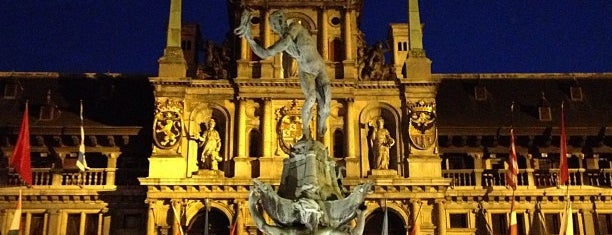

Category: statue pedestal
[369, 169, 398, 178]
[407, 157, 442, 178]
[248, 139, 372, 235]
[233, 157, 251, 179]
[278, 140, 342, 200]
[192, 169, 224, 178]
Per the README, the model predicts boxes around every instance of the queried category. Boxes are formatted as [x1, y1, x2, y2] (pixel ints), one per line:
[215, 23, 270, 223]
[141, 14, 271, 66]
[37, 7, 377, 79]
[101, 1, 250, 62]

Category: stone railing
[5, 168, 119, 187]
[482, 169, 528, 187]
[443, 169, 476, 187]
[443, 168, 611, 188]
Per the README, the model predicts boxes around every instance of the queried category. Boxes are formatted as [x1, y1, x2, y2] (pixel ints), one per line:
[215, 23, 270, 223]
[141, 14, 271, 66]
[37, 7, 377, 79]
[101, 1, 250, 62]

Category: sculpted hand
[233, 10, 253, 39]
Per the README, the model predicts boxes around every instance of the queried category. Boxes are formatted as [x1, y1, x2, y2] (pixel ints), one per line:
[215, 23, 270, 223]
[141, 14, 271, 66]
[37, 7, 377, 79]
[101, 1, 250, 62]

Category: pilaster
[234, 98, 251, 179]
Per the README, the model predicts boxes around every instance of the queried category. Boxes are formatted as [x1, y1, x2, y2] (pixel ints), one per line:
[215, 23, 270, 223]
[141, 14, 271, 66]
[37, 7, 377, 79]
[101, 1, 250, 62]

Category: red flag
[506, 128, 519, 190]
[10, 104, 32, 186]
[229, 219, 238, 235]
[559, 103, 569, 186]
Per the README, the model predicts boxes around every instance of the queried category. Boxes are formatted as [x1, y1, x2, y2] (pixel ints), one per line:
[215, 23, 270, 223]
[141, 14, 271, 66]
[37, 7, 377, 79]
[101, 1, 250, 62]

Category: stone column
[238, 98, 247, 157]
[319, 8, 329, 60]
[234, 98, 251, 179]
[79, 212, 87, 234]
[437, 200, 446, 235]
[344, 99, 359, 178]
[47, 209, 60, 235]
[470, 153, 483, 188]
[262, 98, 273, 157]
[147, 202, 156, 235]
[526, 154, 536, 188]
[581, 208, 596, 234]
[105, 152, 119, 186]
[51, 152, 66, 186]
[343, 9, 353, 61]
[102, 209, 111, 235]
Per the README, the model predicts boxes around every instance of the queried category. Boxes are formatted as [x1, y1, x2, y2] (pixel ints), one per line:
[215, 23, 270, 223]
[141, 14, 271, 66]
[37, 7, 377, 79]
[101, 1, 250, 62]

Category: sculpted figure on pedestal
[369, 118, 395, 170]
[235, 10, 331, 141]
[193, 118, 222, 170]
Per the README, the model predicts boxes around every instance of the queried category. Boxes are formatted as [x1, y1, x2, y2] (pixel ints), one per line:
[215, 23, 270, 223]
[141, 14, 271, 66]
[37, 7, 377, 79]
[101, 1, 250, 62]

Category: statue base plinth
[369, 169, 398, 178]
[192, 169, 224, 178]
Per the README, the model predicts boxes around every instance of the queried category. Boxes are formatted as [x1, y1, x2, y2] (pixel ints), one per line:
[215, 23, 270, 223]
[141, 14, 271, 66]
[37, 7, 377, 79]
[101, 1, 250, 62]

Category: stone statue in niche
[193, 118, 222, 170]
[369, 117, 395, 170]
[235, 10, 331, 141]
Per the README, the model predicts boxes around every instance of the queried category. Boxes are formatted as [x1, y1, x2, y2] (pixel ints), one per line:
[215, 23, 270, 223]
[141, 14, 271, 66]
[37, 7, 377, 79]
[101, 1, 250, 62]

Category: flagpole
[204, 198, 209, 235]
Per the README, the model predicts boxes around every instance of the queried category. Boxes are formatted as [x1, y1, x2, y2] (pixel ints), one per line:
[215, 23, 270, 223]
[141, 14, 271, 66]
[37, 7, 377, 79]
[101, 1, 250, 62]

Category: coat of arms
[153, 99, 183, 149]
[276, 100, 311, 154]
[408, 100, 437, 150]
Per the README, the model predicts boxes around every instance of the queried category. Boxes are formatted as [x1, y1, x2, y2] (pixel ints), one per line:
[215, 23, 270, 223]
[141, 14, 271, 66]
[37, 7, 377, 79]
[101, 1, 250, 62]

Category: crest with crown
[408, 100, 435, 114]
[155, 99, 184, 116]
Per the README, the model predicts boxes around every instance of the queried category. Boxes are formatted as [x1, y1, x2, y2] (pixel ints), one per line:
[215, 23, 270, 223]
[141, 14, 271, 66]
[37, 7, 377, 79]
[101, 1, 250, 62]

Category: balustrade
[442, 168, 608, 189]
[5, 168, 112, 187]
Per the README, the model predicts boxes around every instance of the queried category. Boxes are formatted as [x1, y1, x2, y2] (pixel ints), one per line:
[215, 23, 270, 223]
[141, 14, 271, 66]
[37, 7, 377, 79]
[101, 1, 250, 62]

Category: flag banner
[8, 190, 22, 235]
[76, 100, 89, 172]
[506, 128, 519, 190]
[476, 203, 494, 235]
[559, 103, 569, 185]
[529, 202, 548, 235]
[410, 203, 422, 235]
[559, 202, 573, 235]
[10, 103, 32, 186]
[171, 203, 184, 235]
[382, 203, 388, 235]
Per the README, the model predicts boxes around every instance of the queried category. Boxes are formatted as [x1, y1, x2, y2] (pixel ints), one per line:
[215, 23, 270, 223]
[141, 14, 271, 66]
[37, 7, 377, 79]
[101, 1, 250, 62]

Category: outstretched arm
[234, 10, 291, 59]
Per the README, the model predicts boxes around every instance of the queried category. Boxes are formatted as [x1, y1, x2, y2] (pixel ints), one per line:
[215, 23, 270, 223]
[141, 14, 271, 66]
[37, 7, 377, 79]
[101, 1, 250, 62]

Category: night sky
[0, 1, 610, 74]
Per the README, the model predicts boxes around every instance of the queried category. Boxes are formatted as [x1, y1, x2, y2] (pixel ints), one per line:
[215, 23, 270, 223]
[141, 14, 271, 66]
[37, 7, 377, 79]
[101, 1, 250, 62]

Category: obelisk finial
[158, 0, 187, 78]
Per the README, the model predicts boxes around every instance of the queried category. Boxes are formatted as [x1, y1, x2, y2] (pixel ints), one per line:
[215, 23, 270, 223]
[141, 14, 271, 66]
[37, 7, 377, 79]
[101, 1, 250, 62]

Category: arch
[185, 200, 234, 227]
[284, 11, 316, 32]
[358, 102, 402, 175]
[363, 206, 407, 234]
[186, 207, 231, 235]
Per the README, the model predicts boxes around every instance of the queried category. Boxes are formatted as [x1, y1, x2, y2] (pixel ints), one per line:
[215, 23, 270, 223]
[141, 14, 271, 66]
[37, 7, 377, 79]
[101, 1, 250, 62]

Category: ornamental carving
[275, 100, 308, 154]
[407, 100, 436, 150]
[153, 99, 184, 149]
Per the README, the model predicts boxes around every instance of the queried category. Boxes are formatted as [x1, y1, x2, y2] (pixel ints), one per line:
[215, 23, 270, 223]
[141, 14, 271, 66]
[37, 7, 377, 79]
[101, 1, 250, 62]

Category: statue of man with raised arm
[234, 10, 331, 141]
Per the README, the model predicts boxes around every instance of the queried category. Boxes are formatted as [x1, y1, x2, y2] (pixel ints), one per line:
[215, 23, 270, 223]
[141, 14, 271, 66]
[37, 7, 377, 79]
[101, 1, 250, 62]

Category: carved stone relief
[153, 99, 184, 149]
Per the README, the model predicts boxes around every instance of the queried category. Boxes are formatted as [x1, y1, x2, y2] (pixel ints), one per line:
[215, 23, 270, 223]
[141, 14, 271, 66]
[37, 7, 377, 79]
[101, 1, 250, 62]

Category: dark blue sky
[0, 1, 610, 74]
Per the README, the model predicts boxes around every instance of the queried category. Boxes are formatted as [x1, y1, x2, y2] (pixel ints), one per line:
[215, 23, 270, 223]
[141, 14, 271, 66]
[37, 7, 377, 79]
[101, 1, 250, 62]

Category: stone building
[1, 0, 611, 234]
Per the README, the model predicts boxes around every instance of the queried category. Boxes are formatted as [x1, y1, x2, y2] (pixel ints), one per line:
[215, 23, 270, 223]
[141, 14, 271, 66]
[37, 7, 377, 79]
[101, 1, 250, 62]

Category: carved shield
[408, 111, 437, 150]
[153, 111, 182, 149]
[277, 115, 303, 154]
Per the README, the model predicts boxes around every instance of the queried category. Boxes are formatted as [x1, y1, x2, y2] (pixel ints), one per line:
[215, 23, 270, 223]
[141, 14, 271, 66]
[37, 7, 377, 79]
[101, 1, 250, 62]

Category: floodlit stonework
[1, 0, 612, 235]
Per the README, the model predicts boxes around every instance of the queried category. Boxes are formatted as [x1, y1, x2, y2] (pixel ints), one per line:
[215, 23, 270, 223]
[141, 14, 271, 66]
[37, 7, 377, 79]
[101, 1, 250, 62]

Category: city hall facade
[1, 0, 611, 234]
